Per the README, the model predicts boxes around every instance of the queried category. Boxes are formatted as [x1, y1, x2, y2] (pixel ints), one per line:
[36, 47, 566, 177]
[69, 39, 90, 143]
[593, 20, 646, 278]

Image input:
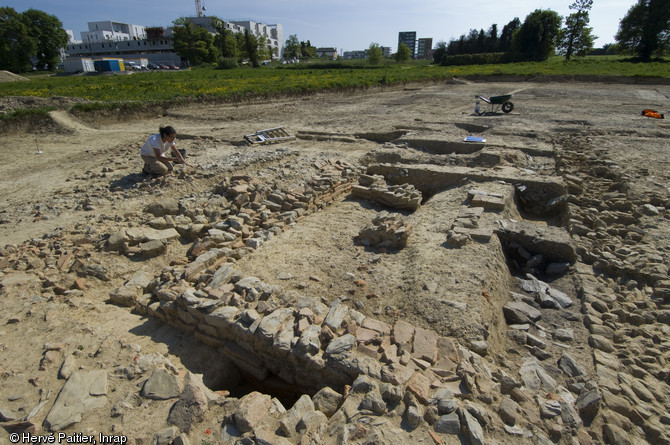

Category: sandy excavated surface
[0, 79, 669, 445]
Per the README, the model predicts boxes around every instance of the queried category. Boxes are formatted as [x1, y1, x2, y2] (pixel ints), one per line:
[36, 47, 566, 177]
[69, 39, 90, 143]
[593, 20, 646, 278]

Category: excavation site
[0, 78, 669, 445]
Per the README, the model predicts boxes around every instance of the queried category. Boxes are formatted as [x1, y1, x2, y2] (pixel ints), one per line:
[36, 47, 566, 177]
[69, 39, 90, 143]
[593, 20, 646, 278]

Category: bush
[217, 57, 239, 70]
[440, 52, 526, 66]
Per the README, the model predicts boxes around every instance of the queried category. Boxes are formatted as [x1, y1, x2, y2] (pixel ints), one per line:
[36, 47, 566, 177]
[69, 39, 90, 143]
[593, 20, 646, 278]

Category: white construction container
[63, 57, 95, 73]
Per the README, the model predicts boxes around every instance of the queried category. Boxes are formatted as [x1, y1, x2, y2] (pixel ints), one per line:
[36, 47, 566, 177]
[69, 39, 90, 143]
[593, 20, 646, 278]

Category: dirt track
[0, 79, 669, 444]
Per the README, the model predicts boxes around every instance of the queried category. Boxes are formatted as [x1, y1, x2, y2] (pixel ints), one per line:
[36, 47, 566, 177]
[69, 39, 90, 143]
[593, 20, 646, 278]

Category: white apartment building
[226, 20, 283, 59]
[81, 21, 147, 43]
[66, 30, 81, 44]
[181, 17, 283, 59]
[64, 18, 284, 71]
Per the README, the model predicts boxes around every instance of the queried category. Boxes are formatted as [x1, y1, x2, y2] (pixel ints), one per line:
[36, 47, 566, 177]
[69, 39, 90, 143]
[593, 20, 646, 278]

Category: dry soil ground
[0, 78, 669, 444]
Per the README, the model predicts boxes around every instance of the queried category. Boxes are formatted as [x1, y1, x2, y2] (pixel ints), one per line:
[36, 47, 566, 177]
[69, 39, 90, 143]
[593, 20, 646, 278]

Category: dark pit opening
[232, 373, 315, 409]
[494, 219, 577, 281]
[513, 182, 569, 226]
[131, 319, 322, 411]
[195, 346, 324, 410]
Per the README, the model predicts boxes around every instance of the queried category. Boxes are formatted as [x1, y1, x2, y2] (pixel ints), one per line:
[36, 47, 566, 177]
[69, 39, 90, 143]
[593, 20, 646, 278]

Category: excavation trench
[366, 162, 567, 218]
[134, 147, 575, 413]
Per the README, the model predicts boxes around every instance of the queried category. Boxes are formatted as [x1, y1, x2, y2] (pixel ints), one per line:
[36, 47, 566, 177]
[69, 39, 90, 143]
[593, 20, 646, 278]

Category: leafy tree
[559, 0, 596, 60]
[284, 34, 300, 59]
[21, 9, 68, 70]
[476, 29, 486, 53]
[211, 19, 238, 59]
[243, 29, 260, 67]
[367, 42, 383, 64]
[499, 18, 521, 52]
[487, 24, 499, 52]
[262, 36, 273, 61]
[300, 40, 317, 59]
[172, 18, 218, 65]
[432, 41, 447, 64]
[513, 9, 562, 61]
[234, 32, 246, 63]
[252, 33, 270, 62]
[616, 0, 670, 61]
[0, 7, 34, 72]
[395, 43, 411, 63]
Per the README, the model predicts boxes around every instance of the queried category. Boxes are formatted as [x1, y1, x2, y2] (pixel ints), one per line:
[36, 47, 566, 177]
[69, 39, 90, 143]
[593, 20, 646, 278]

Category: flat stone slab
[141, 368, 181, 400]
[495, 220, 576, 264]
[44, 370, 108, 431]
[126, 227, 180, 243]
[1, 272, 40, 288]
[411, 327, 438, 364]
[503, 301, 542, 324]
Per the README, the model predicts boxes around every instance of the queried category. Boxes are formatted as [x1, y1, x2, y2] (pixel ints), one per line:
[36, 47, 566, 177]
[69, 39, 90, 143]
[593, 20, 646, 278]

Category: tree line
[0, 1, 668, 73]
[152, 18, 320, 68]
[432, 0, 669, 65]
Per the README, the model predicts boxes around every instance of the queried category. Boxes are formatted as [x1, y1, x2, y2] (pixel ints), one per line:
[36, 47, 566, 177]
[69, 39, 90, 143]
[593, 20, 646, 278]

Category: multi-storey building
[65, 28, 181, 69]
[64, 17, 284, 71]
[81, 21, 147, 43]
[186, 17, 283, 59]
[417, 38, 433, 60]
[229, 20, 283, 59]
[398, 31, 417, 59]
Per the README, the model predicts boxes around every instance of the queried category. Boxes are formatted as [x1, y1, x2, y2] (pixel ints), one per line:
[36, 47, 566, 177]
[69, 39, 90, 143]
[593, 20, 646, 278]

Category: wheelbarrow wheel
[502, 101, 514, 113]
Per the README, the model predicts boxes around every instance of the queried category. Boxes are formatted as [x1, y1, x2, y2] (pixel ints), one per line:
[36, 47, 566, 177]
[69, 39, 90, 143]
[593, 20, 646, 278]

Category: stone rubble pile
[502, 275, 577, 366]
[357, 212, 412, 249]
[554, 135, 670, 444]
[446, 189, 507, 247]
[558, 140, 669, 289]
[351, 174, 422, 210]
[105, 159, 361, 259]
[127, 261, 582, 444]
[0, 234, 109, 295]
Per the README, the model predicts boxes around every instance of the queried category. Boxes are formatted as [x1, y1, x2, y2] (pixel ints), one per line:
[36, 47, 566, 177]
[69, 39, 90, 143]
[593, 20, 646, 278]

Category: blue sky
[3, 0, 636, 52]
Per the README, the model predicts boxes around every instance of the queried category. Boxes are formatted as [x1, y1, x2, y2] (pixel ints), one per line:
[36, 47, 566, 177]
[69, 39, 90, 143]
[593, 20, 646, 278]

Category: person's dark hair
[159, 125, 176, 137]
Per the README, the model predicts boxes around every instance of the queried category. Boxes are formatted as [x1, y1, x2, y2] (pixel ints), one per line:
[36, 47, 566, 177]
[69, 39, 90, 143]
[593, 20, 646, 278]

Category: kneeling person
[141, 125, 185, 176]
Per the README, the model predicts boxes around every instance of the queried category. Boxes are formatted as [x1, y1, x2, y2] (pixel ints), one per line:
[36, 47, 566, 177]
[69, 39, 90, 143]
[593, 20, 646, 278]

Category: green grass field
[1, 56, 668, 112]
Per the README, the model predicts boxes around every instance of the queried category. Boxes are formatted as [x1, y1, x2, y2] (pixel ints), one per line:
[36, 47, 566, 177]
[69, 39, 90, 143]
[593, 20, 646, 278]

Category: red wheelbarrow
[475, 94, 514, 114]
